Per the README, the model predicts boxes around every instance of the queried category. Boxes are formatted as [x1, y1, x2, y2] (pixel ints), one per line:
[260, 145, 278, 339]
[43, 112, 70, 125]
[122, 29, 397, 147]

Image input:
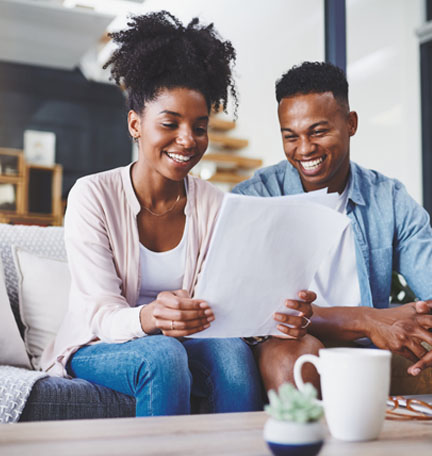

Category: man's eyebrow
[309, 121, 330, 129]
[281, 121, 330, 132]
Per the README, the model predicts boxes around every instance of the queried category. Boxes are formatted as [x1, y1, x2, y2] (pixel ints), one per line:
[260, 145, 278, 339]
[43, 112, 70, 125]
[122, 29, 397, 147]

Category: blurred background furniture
[0, 148, 63, 226]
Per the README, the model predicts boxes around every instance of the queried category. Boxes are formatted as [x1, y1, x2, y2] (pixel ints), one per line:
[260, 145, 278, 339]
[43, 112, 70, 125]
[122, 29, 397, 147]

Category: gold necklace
[142, 193, 181, 217]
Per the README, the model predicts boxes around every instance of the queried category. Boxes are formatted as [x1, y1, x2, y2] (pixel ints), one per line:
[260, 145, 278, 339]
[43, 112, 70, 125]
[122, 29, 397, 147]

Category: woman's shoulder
[188, 175, 224, 210]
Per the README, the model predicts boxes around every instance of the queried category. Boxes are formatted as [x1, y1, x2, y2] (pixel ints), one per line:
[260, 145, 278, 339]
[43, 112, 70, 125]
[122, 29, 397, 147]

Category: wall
[347, 0, 424, 202]
[0, 61, 131, 196]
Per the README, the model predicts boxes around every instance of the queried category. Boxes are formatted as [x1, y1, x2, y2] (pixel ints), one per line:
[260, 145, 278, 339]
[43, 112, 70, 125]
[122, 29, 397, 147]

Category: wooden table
[0, 412, 431, 456]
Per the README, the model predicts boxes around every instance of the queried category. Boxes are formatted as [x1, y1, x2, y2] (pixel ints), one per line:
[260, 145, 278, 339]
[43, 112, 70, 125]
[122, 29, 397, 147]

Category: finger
[172, 289, 191, 299]
[276, 323, 307, 339]
[161, 321, 211, 337]
[298, 290, 317, 302]
[172, 290, 212, 310]
[157, 316, 211, 332]
[157, 291, 209, 311]
[415, 300, 432, 315]
[407, 350, 432, 376]
[416, 314, 432, 330]
[274, 312, 308, 329]
[153, 306, 214, 322]
[284, 299, 313, 318]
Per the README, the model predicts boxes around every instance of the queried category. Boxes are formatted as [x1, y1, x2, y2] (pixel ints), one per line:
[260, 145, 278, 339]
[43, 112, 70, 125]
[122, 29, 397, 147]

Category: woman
[40, 11, 262, 416]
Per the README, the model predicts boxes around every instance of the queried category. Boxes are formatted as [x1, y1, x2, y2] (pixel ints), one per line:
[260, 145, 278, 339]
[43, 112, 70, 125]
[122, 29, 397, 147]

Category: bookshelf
[0, 148, 63, 226]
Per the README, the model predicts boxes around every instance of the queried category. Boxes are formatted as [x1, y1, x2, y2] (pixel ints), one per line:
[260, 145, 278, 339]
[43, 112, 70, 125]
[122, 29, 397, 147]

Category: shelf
[202, 153, 262, 169]
[208, 133, 249, 150]
[207, 171, 249, 184]
[208, 117, 236, 132]
[0, 149, 63, 226]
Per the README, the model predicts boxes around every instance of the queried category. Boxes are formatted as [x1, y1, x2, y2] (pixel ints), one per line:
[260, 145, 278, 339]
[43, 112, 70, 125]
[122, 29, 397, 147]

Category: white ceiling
[0, 0, 141, 72]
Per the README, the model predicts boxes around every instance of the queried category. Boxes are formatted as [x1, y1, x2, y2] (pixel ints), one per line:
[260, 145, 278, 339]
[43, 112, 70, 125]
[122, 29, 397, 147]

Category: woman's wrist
[139, 303, 158, 334]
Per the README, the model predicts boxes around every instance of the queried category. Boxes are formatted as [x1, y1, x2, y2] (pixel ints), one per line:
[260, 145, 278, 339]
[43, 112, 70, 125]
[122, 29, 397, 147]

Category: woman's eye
[195, 127, 208, 135]
[162, 123, 177, 129]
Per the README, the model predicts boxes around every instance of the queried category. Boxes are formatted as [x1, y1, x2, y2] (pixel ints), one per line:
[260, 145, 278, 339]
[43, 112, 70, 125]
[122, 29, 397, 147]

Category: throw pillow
[13, 247, 70, 369]
[0, 256, 30, 368]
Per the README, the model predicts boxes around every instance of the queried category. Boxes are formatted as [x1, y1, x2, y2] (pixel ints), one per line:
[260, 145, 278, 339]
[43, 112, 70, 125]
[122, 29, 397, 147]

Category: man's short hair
[275, 61, 349, 108]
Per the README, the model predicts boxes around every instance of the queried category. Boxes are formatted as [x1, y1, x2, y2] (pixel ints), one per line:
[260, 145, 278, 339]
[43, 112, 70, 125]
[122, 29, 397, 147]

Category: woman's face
[128, 87, 209, 182]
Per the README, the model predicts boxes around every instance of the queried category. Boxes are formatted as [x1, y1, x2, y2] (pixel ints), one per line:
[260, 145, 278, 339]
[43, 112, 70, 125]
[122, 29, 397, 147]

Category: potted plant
[263, 382, 325, 456]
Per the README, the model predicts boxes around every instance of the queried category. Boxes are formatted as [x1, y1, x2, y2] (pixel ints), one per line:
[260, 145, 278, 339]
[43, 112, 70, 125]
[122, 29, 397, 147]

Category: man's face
[278, 92, 358, 194]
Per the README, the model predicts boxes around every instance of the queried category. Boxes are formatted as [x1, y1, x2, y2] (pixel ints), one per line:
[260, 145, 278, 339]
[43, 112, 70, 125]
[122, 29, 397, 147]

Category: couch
[0, 223, 135, 421]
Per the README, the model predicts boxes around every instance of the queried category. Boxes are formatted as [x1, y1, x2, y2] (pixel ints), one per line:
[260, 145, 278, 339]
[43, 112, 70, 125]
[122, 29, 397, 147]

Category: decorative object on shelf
[0, 148, 63, 226]
[23, 130, 56, 166]
[263, 382, 324, 456]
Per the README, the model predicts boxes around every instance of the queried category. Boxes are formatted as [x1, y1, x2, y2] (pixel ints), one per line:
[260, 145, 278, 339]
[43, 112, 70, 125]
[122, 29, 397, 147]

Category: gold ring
[171, 320, 174, 331]
[301, 316, 311, 329]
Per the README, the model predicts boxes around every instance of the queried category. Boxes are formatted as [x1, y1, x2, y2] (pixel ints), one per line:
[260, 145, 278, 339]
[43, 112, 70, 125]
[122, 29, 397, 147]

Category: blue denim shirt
[233, 160, 432, 308]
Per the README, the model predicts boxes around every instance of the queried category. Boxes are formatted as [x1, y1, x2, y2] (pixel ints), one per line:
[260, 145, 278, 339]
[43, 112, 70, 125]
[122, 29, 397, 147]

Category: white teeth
[167, 153, 192, 163]
[301, 157, 324, 170]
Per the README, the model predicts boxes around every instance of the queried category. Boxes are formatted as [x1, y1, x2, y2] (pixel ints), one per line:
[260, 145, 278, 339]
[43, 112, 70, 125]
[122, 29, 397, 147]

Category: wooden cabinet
[0, 148, 63, 226]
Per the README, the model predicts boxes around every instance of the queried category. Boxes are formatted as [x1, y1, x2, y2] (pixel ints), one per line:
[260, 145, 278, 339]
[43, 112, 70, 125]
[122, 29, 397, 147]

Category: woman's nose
[176, 129, 196, 148]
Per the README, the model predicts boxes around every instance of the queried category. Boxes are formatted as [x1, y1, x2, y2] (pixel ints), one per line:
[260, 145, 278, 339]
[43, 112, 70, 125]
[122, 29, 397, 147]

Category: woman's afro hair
[104, 11, 237, 114]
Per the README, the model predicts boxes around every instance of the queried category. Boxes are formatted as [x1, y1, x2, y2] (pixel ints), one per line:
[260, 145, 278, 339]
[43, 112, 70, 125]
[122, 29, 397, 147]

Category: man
[233, 61, 432, 391]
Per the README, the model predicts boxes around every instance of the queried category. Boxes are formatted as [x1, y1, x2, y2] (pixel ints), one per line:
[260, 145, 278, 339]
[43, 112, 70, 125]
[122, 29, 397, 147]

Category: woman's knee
[127, 336, 190, 387]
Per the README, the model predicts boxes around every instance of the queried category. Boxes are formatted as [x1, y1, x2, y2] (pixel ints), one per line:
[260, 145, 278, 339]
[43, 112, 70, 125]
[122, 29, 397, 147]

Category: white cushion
[13, 247, 70, 369]
[0, 256, 30, 368]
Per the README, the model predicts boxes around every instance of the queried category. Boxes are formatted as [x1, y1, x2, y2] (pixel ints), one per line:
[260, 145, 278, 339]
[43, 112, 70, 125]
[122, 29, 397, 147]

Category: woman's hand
[273, 290, 315, 339]
[140, 289, 214, 337]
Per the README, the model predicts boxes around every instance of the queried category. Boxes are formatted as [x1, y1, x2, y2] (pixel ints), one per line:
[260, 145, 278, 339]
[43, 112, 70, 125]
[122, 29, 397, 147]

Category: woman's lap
[68, 335, 262, 415]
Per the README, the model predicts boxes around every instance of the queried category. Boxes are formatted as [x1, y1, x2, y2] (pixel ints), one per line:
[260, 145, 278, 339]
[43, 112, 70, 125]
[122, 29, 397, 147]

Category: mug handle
[293, 354, 323, 404]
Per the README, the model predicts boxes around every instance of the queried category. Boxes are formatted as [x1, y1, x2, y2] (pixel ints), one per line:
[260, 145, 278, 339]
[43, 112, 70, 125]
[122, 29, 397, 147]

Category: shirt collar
[282, 160, 366, 207]
[346, 162, 366, 207]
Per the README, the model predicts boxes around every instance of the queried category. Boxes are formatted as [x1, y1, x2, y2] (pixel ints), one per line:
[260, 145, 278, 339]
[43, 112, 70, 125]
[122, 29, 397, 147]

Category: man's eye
[312, 129, 327, 136]
[284, 135, 297, 141]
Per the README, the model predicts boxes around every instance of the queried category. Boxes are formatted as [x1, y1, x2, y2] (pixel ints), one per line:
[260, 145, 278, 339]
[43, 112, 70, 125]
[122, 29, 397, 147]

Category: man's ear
[348, 111, 358, 137]
[128, 110, 141, 139]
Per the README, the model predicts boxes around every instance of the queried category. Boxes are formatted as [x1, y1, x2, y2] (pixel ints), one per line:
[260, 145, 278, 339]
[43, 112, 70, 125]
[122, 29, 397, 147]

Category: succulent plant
[265, 382, 323, 423]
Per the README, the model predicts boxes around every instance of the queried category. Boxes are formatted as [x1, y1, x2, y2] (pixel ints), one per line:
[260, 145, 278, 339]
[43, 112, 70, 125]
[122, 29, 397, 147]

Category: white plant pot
[263, 417, 325, 456]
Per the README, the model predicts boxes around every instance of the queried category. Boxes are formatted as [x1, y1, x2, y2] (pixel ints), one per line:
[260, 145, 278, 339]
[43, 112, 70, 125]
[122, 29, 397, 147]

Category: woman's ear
[128, 110, 141, 140]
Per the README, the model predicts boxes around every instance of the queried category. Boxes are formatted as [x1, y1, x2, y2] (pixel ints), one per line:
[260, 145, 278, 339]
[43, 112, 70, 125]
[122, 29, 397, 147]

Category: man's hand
[140, 289, 215, 337]
[273, 290, 315, 339]
[365, 300, 432, 372]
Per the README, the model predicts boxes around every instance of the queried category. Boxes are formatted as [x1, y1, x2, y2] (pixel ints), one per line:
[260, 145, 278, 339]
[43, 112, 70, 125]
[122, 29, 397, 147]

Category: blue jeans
[68, 336, 263, 416]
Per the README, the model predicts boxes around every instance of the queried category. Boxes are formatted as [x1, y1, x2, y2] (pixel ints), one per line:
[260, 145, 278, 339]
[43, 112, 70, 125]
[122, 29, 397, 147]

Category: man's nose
[298, 136, 315, 155]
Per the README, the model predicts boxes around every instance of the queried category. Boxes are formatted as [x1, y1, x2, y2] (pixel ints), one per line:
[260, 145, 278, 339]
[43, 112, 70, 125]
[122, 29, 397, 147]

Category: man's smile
[299, 155, 326, 173]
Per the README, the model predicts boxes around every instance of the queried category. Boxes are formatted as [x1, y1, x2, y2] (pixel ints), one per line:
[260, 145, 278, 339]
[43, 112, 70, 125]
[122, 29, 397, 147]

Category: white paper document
[192, 191, 353, 338]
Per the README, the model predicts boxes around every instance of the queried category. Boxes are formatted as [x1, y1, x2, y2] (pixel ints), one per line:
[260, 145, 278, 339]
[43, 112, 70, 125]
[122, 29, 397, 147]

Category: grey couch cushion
[19, 376, 136, 421]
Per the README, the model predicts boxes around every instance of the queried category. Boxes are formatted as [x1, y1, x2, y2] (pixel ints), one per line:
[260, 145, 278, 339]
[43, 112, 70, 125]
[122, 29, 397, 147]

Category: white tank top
[137, 217, 188, 306]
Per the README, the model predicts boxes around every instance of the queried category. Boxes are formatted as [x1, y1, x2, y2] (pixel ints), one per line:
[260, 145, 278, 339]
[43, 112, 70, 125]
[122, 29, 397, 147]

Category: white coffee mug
[294, 347, 391, 442]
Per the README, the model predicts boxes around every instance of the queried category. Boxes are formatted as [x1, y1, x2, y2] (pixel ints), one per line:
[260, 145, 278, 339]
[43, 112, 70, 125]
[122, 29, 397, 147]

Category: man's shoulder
[232, 160, 292, 196]
[351, 162, 405, 195]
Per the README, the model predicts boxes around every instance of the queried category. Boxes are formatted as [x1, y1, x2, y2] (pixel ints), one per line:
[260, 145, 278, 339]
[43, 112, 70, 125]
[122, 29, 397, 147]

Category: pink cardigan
[40, 164, 223, 377]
